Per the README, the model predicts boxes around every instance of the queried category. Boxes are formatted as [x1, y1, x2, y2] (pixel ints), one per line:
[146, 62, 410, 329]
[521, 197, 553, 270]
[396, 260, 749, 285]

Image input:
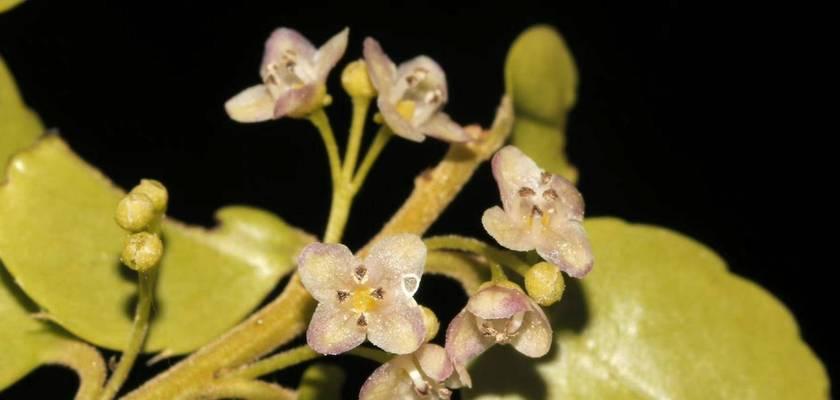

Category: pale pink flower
[363, 37, 469, 143]
[482, 145, 594, 277]
[359, 344, 459, 400]
[445, 283, 552, 387]
[298, 234, 426, 355]
[225, 27, 348, 122]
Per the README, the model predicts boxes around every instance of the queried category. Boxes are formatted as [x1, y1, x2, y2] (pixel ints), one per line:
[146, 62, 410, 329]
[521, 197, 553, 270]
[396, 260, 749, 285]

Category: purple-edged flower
[362, 37, 470, 143]
[482, 145, 594, 277]
[298, 234, 427, 355]
[225, 27, 348, 122]
[445, 283, 552, 387]
[360, 344, 459, 400]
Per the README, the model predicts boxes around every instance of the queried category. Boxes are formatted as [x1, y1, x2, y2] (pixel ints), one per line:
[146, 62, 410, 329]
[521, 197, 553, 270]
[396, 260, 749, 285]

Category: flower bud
[115, 192, 156, 232]
[121, 232, 163, 272]
[131, 179, 168, 213]
[420, 305, 440, 342]
[525, 262, 565, 306]
[341, 59, 376, 98]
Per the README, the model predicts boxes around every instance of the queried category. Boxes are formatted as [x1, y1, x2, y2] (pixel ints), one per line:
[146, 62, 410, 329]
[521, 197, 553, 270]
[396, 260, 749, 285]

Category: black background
[1, 0, 833, 398]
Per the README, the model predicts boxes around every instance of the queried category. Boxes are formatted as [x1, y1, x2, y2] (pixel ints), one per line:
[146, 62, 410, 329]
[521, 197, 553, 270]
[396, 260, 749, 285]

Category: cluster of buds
[228, 27, 595, 399]
[115, 179, 168, 272]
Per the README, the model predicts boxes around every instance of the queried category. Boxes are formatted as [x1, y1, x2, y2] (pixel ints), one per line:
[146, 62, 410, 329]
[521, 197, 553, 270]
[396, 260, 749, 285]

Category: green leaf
[1, 56, 43, 177]
[505, 25, 578, 183]
[0, 135, 314, 354]
[465, 218, 829, 399]
[1, 265, 107, 395]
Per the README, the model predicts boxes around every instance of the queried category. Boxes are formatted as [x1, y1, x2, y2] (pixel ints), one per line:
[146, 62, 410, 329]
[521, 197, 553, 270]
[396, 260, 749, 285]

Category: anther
[425, 88, 442, 104]
[518, 187, 536, 197]
[540, 171, 552, 185]
[542, 189, 559, 201]
[357, 314, 368, 327]
[337, 290, 349, 302]
[371, 287, 385, 299]
[406, 67, 428, 86]
[354, 265, 367, 281]
[531, 206, 543, 217]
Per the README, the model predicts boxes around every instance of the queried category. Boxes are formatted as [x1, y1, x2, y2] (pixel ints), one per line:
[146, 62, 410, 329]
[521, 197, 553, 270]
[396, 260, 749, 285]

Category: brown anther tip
[371, 287, 385, 299]
[357, 314, 368, 327]
[540, 171, 552, 185]
[354, 265, 367, 281]
[543, 189, 559, 201]
[531, 205, 543, 217]
[518, 187, 536, 197]
[337, 291, 350, 302]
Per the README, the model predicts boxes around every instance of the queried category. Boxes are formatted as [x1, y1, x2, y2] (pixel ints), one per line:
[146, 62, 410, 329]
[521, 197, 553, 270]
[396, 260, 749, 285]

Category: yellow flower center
[396, 100, 416, 120]
[350, 287, 379, 313]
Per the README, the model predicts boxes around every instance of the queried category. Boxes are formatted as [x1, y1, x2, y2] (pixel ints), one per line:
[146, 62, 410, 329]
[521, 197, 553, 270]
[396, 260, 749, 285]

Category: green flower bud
[341, 59, 376, 99]
[121, 232, 163, 272]
[525, 262, 566, 306]
[420, 305, 440, 342]
[115, 192, 156, 232]
[131, 179, 168, 213]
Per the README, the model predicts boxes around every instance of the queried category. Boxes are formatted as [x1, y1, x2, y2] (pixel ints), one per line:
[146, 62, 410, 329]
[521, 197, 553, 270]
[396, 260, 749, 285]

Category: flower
[359, 344, 459, 400]
[444, 282, 552, 387]
[225, 27, 349, 122]
[481, 145, 594, 277]
[362, 37, 470, 143]
[298, 234, 427, 355]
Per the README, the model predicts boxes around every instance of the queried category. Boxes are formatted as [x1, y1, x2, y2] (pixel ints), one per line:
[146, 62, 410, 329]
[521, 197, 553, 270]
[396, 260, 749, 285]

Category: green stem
[224, 345, 391, 381]
[98, 269, 157, 400]
[308, 109, 342, 187]
[342, 96, 371, 181]
[489, 262, 507, 282]
[424, 235, 531, 276]
[351, 125, 392, 193]
[187, 379, 295, 400]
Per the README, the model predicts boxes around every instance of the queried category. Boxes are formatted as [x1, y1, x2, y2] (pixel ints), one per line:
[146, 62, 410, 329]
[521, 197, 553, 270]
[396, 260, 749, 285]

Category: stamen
[540, 171, 552, 185]
[406, 67, 429, 86]
[336, 291, 349, 302]
[518, 187, 536, 197]
[354, 265, 367, 282]
[371, 287, 385, 299]
[543, 189, 559, 201]
[531, 206, 543, 217]
[438, 388, 453, 399]
[408, 368, 428, 394]
[425, 88, 442, 104]
[357, 314, 368, 327]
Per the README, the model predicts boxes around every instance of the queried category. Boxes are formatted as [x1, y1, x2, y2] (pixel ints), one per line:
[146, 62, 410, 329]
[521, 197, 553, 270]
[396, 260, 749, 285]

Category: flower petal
[314, 27, 349, 79]
[549, 174, 584, 221]
[510, 305, 553, 357]
[364, 233, 426, 296]
[306, 302, 366, 355]
[224, 84, 275, 123]
[378, 98, 426, 142]
[298, 242, 358, 303]
[491, 145, 543, 213]
[273, 85, 317, 118]
[395, 56, 448, 102]
[536, 219, 594, 278]
[445, 309, 494, 388]
[466, 285, 531, 320]
[367, 298, 425, 354]
[415, 344, 454, 382]
[363, 37, 397, 92]
[359, 358, 417, 400]
[261, 28, 317, 73]
[421, 112, 470, 142]
[481, 206, 534, 252]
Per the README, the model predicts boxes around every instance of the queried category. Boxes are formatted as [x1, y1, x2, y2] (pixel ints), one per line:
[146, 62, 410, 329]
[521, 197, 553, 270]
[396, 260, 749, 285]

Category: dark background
[1, 0, 832, 398]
